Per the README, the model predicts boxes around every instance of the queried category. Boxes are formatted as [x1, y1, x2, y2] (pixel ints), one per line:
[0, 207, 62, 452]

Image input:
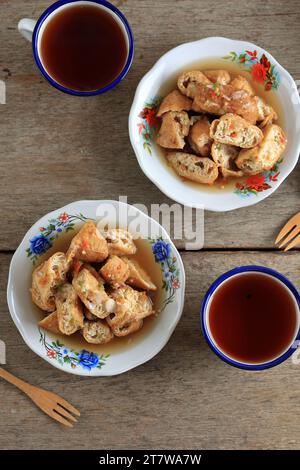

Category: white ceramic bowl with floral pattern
[129, 37, 300, 211]
[7, 200, 185, 376]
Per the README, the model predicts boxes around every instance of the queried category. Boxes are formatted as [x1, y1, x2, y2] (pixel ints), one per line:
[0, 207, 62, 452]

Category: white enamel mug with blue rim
[201, 265, 300, 370]
[18, 0, 134, 96]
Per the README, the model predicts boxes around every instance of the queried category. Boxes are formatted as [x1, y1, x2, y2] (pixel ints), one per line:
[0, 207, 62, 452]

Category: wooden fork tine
[43, 407, 74, 428]
[54, 403, 78, 423]
[284, 233, 300, 252]
[278, 226, 300, 248]
[51, 394, 80, 417]
[275, 213, 300, 244]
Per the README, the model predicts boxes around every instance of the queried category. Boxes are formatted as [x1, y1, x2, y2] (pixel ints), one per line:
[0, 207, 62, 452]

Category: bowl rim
[7, 199, 186, 376]
[200, 265, 300, 370]
[129, 36, 300, 211]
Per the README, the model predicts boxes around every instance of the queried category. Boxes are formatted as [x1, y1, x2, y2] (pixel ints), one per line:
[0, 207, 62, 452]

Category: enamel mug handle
[18, 18, 37, 42]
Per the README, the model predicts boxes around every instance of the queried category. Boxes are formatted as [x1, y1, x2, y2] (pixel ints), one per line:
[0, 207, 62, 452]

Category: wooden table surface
[1, 0, 300, 450]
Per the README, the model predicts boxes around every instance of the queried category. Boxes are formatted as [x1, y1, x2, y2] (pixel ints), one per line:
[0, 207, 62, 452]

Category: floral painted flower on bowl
[223, 49, 280, 91]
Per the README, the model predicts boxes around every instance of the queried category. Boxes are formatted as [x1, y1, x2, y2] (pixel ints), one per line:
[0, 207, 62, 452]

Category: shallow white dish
[129, 36, 300, 211]
[7, 200, 185, 376]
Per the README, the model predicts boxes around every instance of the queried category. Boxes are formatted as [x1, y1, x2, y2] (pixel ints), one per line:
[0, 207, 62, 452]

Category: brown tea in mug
[208, 273, 298, 363]
[40, 4, 128, 91]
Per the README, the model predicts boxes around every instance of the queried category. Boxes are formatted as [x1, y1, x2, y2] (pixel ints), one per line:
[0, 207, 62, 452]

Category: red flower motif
[47, 350, 57, 359]
[59, 212, 69, 223]
[172, 279, 180, 289]
[138, 123, 145, 134]
[246, 175, 266, 187]
[269, 172, 279, 182]
[246, 50, 257, 58]
[251, 63, 267, 83]
[265, 81, 273, 91]
[39, 227, 45, 232]
[140, 106, 159, 127]
[260, 54, 271, 72]
[239, 56, 246, 63]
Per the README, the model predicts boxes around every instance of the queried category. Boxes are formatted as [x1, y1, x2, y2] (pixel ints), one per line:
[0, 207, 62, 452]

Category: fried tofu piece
[230, 75, 255, 96]
[55, 283, 84, 335]
[210, 113, 263, 148]
[204, 69, 231, 85]
[83, 306, 98, 321]
[188, 116, 213, 157]
[66, 221, 108, 264]
[107, 286, 153, 336]
[123, 257, 157, 291]
[156, 111, 190, 149]
[192, 82, 258, 124]
[236, 124, 287, 175]
[157, 90, 192, 117]
[31, 252, 67, 312]
[255, 97, 278, 128]
[211, 142, 243, 178]
[102, 228, 137, 256]
[177, 70, 211, 98]
[82, 320, 113, 344]
[72, 268, 115, 319]
[38, 311, 61, 335]
[100, 255, 130, 285]
[110, 319, 143, 337]
[167, 152, 218, 184]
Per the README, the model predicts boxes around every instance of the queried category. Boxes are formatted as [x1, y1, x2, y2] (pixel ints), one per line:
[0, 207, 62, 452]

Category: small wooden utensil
[0, 367, 80, 427]
[275, 212, 300, 251]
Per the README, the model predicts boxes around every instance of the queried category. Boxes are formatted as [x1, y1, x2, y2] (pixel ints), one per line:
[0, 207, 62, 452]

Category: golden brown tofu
[82, 320, 113, 344]
[188, 116, 213, 157]
[100, 255, 130, 285]
[230, 75, 255, 96]
[211, 142, 243, 178]
[192, 82, 258, 124]
[177, 70, 211, 98]
[167, 152, 219, 184]
[123, 257, 157, 291]
[204, 69, 231, 85]
[31, 252, 67, 312]
[110, 319, 143, 337]
[72, 268, 115, 319]
[55, 283, 84, 335]
[38, 311, 61, 335]
[66, 221, 108, 264]
[236, 124, 287, 175]
[107, 286, 153, 336]
[157, 90, 192, 116]
[102, 228, 137, 256]
[156, 111, 190, 149]
[210, 113, 263, 148]
[83, 305, 98, 321]
[255, 96, 278, 128]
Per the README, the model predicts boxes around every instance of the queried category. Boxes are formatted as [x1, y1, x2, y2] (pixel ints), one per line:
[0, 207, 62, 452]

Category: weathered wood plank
[1, 250, 300, 450]
[0, 0, 299, 250]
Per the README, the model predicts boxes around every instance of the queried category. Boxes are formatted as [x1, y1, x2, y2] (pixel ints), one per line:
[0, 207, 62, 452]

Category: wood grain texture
[1, 0, 300, 450]
[0, 0, 299, 249]
[2, 251, 300, 450]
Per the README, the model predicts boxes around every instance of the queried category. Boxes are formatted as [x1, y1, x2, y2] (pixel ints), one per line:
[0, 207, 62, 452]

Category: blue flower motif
[57, 228, 62, 233]
[29, 235, 51, 255]
[152, 240, 171, 262]
[78, 350, 99, 371]
[63, 349, 69, 355]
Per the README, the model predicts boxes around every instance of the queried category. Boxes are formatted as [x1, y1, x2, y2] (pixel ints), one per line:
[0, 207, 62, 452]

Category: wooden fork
[0, 367, 80, 427]
[275, 212, 300, 251]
